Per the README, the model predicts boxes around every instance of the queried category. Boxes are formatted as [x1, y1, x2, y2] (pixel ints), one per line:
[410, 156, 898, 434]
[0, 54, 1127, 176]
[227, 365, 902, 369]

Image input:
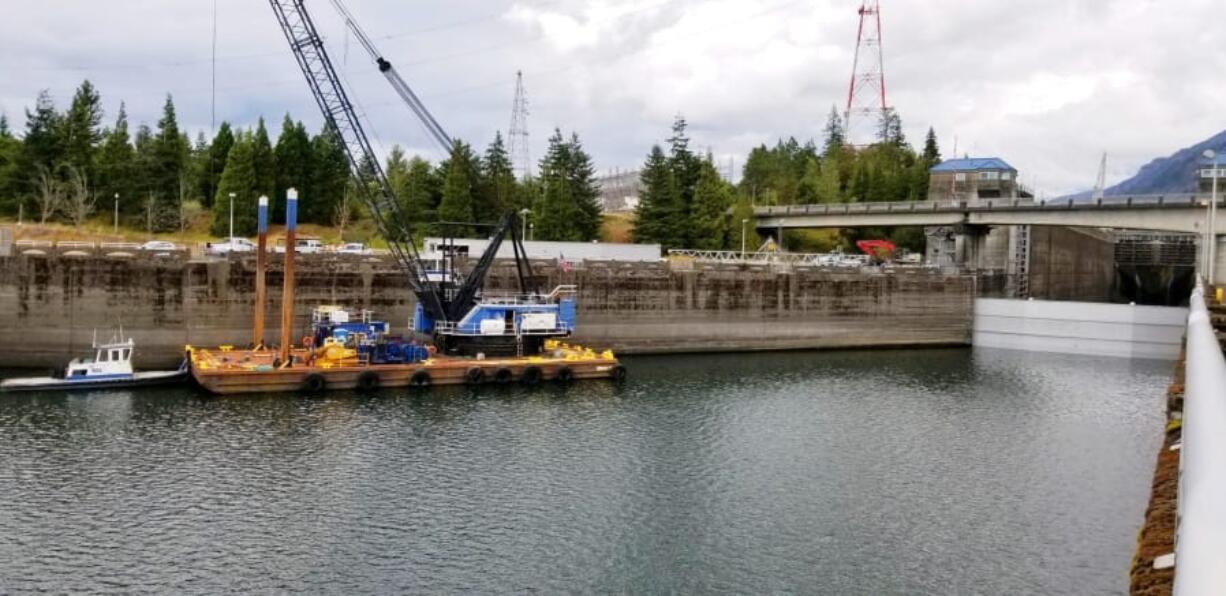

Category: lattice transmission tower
[508, 71, 532, 180]
[843, 0, 887, 145]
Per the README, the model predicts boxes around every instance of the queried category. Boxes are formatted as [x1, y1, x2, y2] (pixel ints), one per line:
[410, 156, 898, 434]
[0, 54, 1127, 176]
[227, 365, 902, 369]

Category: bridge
[753, 194, 1225, 234]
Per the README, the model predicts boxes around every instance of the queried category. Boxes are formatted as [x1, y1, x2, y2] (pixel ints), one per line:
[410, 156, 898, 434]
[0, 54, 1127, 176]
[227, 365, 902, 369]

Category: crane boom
[327, 0, 453, 154]
[267, 0, 445, 320]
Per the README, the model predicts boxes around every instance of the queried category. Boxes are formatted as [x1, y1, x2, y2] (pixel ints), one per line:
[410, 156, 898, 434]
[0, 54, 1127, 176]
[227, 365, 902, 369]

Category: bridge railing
[752, 193, 1213, 217]
[1175, 281, 1226, 595]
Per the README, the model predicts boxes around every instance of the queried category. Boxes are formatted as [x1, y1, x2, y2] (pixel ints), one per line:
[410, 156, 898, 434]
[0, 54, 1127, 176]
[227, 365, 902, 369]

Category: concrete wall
[973, 297, 1187, 360]
[0, 254, 976, 368]
[1028, 225, 1116, 301]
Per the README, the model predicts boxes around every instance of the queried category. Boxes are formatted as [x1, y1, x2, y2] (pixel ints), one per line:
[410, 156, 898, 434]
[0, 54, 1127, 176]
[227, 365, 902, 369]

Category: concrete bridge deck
[754, 194, 1226, 234]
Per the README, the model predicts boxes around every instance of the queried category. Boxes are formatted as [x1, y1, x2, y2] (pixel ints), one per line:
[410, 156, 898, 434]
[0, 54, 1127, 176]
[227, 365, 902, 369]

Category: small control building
[928, 157, 1019, 201]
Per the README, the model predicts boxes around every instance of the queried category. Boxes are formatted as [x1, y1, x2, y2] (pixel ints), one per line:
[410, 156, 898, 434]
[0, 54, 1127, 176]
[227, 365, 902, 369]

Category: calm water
[0, 348, 1169, 594]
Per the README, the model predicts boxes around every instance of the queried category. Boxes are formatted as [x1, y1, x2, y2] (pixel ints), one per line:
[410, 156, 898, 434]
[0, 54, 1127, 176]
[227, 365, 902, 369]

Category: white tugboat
[1, 332, 187, 393]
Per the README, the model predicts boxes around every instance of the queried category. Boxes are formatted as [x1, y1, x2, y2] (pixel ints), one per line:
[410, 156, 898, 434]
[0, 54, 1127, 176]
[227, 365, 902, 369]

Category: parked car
[206, 237, 257, 255]
[140, 240, 179, 252]
[334, 242, 373, 255]
[274, 237, 325, 254]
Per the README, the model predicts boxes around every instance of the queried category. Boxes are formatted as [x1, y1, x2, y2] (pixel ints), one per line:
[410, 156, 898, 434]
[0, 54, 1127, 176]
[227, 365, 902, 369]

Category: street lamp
[741, 218, 749, 258]
[529, 222, 535, 242]
[113, 193, 119, 234]
[228, 192, 237, 242]
[1204, 149, 1219, 284]
[519, 208, 531, 240]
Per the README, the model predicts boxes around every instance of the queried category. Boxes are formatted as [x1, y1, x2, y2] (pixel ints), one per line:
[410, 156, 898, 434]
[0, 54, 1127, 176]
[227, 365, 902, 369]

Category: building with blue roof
[928, 157, 1019, 200]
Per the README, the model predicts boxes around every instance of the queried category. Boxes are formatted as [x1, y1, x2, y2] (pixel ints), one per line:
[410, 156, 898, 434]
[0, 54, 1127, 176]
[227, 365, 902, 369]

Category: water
[0, 348, 1169, 594]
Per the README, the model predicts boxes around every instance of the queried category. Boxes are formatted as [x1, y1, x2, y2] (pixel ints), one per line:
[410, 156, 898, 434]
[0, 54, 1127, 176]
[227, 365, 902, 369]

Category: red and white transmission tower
[844, 0, 887, 145]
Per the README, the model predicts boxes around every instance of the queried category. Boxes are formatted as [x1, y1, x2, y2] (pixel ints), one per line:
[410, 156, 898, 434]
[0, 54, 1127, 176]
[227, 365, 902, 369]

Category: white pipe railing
[1175, 281, 1226, 595]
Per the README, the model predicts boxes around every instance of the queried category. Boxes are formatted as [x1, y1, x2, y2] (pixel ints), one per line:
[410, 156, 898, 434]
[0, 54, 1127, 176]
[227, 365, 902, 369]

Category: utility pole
[1092, 153, 1107, 202]
[228, 192, 236, 241]
[741, 218, 749, 258]
[113, 193, 119, 234]
[1205, 149, 1219, 284]
[519, 208, 531, 241]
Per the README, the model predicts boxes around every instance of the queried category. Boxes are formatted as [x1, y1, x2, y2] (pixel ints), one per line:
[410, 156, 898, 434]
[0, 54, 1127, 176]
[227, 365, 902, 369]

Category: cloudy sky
[0, 0, 1222, 196]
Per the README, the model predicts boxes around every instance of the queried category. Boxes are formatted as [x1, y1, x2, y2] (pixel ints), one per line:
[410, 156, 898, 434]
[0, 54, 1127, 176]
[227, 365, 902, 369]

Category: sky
[0, 0, 1223, 197]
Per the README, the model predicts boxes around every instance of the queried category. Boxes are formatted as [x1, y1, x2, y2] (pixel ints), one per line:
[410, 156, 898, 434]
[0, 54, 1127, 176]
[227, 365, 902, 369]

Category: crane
[267, 0, 556, 356]
[326, 0, 453, 154]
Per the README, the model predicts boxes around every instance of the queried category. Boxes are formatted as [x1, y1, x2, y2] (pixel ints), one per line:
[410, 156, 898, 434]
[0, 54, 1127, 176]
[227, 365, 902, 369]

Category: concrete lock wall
[1027, 226, 1116, 302]
[973, 297, 1187, 359]
[0, 255, 976, 368]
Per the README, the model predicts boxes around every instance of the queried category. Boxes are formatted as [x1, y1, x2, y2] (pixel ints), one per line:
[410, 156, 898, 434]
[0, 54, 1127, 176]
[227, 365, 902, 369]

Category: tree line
[0, 80, 604, 242]
[633, 107, 942, 252]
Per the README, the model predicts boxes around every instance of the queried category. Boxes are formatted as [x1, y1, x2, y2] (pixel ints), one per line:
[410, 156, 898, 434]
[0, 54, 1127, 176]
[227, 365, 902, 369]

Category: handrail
[1175, 281, 1226, 595]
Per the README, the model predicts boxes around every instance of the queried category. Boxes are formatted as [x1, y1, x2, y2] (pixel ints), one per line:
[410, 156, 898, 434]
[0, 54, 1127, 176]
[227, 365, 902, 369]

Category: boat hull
[189, 346, 624, 395]
[1, 369, 189, 393]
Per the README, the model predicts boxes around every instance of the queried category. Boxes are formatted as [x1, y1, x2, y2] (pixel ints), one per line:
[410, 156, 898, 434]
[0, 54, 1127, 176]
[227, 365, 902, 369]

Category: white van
[274, 237, 324, 254]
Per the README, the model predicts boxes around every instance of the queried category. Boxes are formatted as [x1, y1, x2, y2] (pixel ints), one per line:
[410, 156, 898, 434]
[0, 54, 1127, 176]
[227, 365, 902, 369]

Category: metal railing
[753, 193, 1219, 218]
[669, 249, 871, 267]
[1175, 281, 1226, 595]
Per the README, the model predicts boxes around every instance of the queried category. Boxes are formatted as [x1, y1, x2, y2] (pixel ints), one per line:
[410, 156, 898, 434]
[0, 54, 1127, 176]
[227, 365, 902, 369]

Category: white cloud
[0, 0, 1224, 196]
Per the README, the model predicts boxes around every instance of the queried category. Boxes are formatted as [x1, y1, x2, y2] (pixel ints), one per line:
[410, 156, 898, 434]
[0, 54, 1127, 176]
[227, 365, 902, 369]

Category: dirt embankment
[1128, 355, 1182, 595]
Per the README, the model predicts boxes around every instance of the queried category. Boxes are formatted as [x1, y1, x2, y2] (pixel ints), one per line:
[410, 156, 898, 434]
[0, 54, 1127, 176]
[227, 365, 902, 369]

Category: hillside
[1070, 129, 1226, 198]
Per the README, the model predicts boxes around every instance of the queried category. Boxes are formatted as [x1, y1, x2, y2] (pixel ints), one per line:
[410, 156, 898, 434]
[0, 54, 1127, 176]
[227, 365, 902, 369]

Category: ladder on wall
[1013, 225, 1031, 298]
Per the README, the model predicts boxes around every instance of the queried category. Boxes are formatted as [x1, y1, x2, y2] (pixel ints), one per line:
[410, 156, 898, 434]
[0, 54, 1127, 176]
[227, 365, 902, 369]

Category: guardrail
[1175, 281, 1226, 595]
[752, 193, 1219, 218]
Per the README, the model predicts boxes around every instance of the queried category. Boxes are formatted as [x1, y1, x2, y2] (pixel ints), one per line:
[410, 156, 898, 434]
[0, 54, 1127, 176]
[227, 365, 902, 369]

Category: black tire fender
[492, 367, 514, 384]
[610, 365, 627, 382]
[302, 373, 327, 393]
[356, 371, 380, 392]
[554, 366, 575, 383]
[465, 367, 485, 385]
[409, 370, 431, 387]
[520, 366, 542, 385]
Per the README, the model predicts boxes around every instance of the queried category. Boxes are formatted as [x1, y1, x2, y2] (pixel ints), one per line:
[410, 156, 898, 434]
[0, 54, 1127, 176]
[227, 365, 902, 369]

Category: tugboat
[1, 332, 188, 393]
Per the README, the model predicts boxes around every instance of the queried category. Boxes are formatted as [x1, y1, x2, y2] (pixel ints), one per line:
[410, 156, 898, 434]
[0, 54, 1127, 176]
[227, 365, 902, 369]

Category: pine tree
[727, 195, 761, 251]
[273, 115, 311, 223]
[149, 95, 188, 229]
[59, 80, 103, 179]
[530, 130, 579, 241]
[632, 144, 679, 246]
[666, 116, 701, 245]
[877, 107, 905, 147]
[200, 122, 234, 207]
[815, 158, 842, 203]
[0, 115, 21, 214]
[251, 118, 276, 207]
[385, 145, 415, 237]
[307, 123, 349, 224]
[480, 132, 515, 220]
[822, 106, 845, 157]
[210, 133, 258, 237]
[689, 157, 732, 250]
[565, 132, 602, 241]
[922, 127, 941, 165]
[438, 141, 476, 237]
[95, 104, 136, 215]
[21, 91, 63, 191]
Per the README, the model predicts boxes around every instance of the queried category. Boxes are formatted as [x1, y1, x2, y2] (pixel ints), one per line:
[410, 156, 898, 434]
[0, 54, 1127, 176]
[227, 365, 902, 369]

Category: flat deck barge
[188, 341, 625, 395]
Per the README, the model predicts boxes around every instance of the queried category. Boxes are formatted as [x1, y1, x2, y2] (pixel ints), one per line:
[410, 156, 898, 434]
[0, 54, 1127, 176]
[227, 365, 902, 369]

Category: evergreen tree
[273, 115, 311, 223]
[406, 156, 439, 225]
[438, 141, 476, 236]
[822, 106, 845, 157]
[200, 122, 234, 207]
[0, 115, 21, 214]
[689, 157, 733, 250]
[307, 123, 349, 224]
[210, 133, 258, 237]
[921, 127, 941, 165]
[632, 144, 681, 247]
[59, 80, 103, 178]
[565, 132, 602, 241]
[814, 158, 842, 203]
[877, 107, 905, 147]
[480, 132, 515, 220]
[385, 145, 413, 234]
[533, 130, 581, 242]
[148, 95, 188, 229]
[251, 117, 276, 207]
[21, 91, 63, 189]
[95, 104, 136, 215]
[666, 115, 701, 244]
[727, 195, 761, 251]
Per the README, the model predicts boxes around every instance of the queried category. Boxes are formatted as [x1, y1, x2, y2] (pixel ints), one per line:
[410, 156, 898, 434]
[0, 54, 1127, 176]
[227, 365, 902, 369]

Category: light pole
[741, 218, 749, 258]
[519, 208, 531, 240]
[1205, 149, 1219, 285]
[113, 193, 119, 234]
[228, 192, 236, 242]
[529, 222, 535, 242]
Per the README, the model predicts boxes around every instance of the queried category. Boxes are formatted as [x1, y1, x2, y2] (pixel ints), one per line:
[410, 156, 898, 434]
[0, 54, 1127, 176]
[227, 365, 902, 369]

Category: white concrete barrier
[1174, 284, 1226, 595]
[973, 298, 1187, 359]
